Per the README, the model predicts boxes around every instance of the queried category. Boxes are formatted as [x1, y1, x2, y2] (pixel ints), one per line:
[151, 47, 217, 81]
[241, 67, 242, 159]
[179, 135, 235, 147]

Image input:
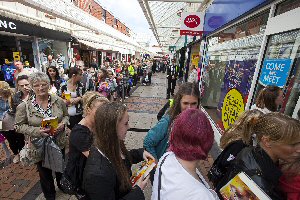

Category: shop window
[253, 29, 300, 117]
[202, 10, 269, 131]
[217, 11, 269, 44]
[276, 0, 300, 16]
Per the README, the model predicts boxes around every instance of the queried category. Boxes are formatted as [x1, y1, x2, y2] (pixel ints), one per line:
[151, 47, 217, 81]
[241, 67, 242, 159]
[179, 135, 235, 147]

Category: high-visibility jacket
[128, 65, 135, 76]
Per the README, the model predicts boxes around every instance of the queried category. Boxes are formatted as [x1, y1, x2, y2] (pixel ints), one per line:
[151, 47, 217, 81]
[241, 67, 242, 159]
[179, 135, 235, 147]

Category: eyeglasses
[32, 83, 49, 88]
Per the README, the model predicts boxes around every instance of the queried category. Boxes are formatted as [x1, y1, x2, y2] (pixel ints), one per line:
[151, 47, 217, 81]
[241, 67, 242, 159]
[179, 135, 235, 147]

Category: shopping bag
[42, 136, 63, 172]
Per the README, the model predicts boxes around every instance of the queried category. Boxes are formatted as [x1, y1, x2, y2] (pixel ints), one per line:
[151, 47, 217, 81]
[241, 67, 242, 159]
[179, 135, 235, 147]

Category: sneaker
[13, 154, 20, 164]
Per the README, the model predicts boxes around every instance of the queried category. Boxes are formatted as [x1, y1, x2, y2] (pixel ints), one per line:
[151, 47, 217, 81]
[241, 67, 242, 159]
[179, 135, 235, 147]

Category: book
[130, 159, 157, 186]
[220, 172, 271, 200]
[62, 92, 71, 101]
[41, 117, 58, 136]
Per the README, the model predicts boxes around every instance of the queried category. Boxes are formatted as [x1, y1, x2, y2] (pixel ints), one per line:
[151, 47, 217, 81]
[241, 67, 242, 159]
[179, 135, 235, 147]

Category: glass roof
[139, 0, 203, 52]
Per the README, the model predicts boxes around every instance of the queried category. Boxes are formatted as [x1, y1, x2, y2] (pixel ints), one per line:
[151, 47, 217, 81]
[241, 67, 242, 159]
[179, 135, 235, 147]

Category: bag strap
[158, 154, 170, 200]
[24, 101, 31, 144]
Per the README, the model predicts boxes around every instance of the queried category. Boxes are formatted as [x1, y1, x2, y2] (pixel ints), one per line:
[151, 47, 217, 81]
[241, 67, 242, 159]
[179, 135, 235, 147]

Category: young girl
[62, 92, 109, 198]
[97, 68, 110, 98]
[83, 102, 154, 199]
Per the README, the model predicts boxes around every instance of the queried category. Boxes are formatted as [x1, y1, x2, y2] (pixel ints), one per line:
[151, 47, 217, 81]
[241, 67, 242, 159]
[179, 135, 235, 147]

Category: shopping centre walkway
[0, 73, 214, 200]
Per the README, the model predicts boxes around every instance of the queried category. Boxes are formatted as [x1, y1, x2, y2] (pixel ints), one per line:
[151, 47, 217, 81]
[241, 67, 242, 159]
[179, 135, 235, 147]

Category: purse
[1, 111, 15, 131]
[60, 174, 77, 195]
[42, 136, 64, 172]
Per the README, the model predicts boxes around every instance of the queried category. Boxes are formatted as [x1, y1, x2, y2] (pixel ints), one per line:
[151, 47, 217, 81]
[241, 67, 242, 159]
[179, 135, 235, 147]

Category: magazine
[130, 159, 157, 186]
[41, 117, 58, 136]
[220, 172, 271, 200]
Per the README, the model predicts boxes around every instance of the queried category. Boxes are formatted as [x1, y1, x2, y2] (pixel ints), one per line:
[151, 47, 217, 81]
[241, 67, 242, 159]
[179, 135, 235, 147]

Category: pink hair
[169, 109, 214, 161]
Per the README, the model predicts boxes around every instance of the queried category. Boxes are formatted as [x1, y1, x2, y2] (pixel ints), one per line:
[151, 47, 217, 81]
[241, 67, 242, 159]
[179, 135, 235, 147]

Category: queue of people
[1, 56, 300, 200]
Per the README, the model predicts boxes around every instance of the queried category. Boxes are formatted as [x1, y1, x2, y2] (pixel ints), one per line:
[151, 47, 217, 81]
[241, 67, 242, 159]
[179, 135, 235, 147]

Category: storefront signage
[0, 15, 71, 41]
[259, 59, 292, 88]
[222, 89, 245, 130]
[0, 19, 16, 30]
[180, 12, 204, 36]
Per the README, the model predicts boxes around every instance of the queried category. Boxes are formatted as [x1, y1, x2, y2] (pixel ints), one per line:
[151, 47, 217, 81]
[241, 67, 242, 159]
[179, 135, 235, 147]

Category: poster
[259, 59, 292, 88]
[217, 58, 257, 130]
[192, 53, 200, 67]
[221, 89, 245, 130]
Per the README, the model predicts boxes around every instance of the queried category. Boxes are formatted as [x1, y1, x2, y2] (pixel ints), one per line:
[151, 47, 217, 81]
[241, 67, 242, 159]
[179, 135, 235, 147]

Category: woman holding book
[15, 72, 69, 200]
[62, 92, 109, 198]
[83, 102, 154, 200]
[151, 109, 218, 200]
[217, 113, 300, 200]
[61, 67, 85, 129]
[208, 110, 263, 188]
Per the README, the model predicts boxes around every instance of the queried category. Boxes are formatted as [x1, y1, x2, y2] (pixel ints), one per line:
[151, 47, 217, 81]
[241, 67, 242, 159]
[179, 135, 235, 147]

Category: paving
[0, 72, 214, 200]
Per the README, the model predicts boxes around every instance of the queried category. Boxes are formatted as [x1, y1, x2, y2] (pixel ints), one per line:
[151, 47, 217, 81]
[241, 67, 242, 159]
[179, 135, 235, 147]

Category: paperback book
[130, 159, 157, 186]
[220, 172, 271, 200]
[41, 117, 58, 136]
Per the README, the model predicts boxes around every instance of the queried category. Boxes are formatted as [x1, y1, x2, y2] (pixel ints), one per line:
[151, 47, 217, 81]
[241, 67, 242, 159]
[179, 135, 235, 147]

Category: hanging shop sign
[0, 15, 71, 41]
[180, 12, 204, 36]
[222, 88, 245, 130]
[169, 46, 176, 52]
[259, 59, 292, 88]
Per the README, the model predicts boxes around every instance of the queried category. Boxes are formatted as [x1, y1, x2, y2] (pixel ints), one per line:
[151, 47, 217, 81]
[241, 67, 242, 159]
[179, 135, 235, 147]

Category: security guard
[166, 59, 178, 99]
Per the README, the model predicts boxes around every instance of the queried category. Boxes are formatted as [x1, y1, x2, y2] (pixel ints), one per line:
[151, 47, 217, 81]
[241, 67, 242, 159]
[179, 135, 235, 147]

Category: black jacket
[217, 147, 285, 200]
[83, 146, 145, 200]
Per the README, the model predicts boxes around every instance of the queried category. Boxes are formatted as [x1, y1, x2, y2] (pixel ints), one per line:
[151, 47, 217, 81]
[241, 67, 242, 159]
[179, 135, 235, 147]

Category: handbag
[20, 137, 35, 166]
[1, 111, 15, 131]
[60, 174, 77, 195]
[207, 156, 225, 187]
[42, 136, 64, 172]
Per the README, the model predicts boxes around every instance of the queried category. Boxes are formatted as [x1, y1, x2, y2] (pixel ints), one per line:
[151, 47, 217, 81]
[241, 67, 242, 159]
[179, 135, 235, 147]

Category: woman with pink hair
[151, 108, 218, 200]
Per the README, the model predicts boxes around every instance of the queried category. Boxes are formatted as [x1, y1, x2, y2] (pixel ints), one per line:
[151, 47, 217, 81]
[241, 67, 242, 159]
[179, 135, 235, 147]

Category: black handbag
[60, 174, 76, 195]
[207, 156, 225, 187]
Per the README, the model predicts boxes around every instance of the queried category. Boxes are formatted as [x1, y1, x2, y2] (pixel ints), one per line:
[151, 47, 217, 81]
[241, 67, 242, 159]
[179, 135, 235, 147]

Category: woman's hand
[136, 174, 150, 191]
[143, 150, 155, 162]
[54, 123, 65, 135]
[40, 127, 50, 137]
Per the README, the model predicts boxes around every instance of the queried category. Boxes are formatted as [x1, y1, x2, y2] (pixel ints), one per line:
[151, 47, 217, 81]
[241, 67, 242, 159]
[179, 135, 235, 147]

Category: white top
[151, 152, 219, 200]
[251, 104, 272, 114]
[68, 91, 78, 116]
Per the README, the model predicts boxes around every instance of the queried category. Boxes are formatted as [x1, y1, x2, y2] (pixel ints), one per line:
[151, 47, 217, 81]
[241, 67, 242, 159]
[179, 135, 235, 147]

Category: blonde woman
[216, 113, 300, 200]
[0, 81, 25, 164]
[62, 92, 109, 198]
[208, 110, 263, 188]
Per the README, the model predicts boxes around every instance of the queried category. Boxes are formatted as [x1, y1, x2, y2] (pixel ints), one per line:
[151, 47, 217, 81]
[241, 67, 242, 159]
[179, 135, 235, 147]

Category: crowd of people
[1, 55, 300, 200]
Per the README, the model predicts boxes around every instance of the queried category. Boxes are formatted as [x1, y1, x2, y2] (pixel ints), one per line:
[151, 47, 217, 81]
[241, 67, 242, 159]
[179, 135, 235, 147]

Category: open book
[41, 117, 58, 136]
[130, 159, 157, 186]
[220, 172, 271, 200]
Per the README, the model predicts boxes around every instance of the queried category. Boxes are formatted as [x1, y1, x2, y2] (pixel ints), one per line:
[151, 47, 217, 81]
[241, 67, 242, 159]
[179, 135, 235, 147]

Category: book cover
[220, 172, 271, 200]
[41, 117, 58, 136]
[62, 92, 71, 101]
[130, 159, 157, 186]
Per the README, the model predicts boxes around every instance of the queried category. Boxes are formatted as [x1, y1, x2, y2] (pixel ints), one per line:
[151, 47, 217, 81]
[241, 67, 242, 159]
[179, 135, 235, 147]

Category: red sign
[184, 15, 200, 28]
[180, 12, 204, 36]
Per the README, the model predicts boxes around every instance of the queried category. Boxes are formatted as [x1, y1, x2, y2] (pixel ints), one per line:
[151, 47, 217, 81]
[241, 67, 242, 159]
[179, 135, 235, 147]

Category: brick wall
[73, 0, 131, 36]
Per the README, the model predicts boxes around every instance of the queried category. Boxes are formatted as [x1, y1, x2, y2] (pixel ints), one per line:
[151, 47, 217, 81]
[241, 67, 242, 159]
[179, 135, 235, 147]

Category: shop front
[0, 15, 71, 71]
[201, 0, 300, 143]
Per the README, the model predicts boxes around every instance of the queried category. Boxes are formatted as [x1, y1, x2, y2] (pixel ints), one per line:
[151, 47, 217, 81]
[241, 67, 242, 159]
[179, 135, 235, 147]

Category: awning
[18, 0, 143, 49]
